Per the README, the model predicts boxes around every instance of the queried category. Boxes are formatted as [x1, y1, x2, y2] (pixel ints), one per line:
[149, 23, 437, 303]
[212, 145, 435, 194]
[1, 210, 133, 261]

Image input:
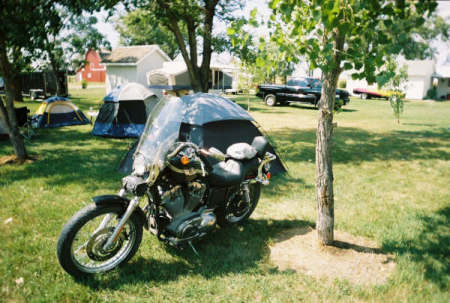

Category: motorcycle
[57, 96, 276, 278]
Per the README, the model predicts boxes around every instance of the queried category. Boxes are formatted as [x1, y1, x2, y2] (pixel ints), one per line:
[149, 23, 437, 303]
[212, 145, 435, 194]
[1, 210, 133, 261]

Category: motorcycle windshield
[132, 96, 185, 175]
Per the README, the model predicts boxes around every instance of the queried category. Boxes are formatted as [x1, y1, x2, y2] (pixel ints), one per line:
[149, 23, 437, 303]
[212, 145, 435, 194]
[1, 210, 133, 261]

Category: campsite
[1, 84, 449, 301]
[1, 0, 449, 302]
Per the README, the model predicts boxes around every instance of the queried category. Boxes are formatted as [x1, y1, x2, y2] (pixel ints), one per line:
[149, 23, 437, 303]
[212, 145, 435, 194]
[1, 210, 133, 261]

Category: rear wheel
[264, 94, 277, 106]
[57, 204, 143, 278]
[361, 93, 368, 100]
[216, 183, 261, 226]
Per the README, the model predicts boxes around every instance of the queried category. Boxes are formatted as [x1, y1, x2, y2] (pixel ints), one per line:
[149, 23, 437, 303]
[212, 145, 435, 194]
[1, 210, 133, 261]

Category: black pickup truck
[256, 77, 350, 107]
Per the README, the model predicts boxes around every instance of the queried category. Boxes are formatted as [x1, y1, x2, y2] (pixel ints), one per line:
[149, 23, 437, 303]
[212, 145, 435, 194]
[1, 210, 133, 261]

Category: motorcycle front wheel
[57, 204, 143, 278]
[216, 182, 261, 226]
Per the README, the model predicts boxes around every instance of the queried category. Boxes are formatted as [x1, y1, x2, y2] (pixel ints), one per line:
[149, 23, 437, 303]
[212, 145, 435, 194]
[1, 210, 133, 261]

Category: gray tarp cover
[180, 93, 254, 125]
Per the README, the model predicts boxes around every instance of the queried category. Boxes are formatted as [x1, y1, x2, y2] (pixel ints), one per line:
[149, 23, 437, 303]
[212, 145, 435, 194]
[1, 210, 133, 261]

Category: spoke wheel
[216, 183, 261, 226]
[57, 204, 143, 278]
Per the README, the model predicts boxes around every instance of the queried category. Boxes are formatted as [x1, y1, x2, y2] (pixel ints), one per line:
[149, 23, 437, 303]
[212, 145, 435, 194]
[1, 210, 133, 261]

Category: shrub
[81, 79, 88, 89]
[338, 79, 347, 89]
[425, 87, 437, 100]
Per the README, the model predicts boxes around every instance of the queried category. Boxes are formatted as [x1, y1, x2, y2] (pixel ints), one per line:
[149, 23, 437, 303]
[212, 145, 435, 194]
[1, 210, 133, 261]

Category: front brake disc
[86, 228, 125, 261]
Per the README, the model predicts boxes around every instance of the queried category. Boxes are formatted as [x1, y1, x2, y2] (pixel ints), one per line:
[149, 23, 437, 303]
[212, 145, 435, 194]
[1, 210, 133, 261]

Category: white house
[402, 60, 435, 99]
[343, 59, 436, 100]
[102, 45, 171, 93]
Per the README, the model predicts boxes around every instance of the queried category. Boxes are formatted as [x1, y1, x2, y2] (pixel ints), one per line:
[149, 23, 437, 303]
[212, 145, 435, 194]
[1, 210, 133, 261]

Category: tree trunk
[316, 70, 340, 245]
[48, 50, 63, 96]
[0, 37, 28, 160]
[13, 75, 23, 102]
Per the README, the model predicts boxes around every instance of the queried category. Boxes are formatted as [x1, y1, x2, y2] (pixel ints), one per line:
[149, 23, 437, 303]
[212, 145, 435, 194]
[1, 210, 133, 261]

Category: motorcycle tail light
[266, 172, 271, 180]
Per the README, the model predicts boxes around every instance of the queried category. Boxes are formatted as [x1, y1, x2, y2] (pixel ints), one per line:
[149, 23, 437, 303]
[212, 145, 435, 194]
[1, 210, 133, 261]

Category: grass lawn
[1, 89, 449, 302]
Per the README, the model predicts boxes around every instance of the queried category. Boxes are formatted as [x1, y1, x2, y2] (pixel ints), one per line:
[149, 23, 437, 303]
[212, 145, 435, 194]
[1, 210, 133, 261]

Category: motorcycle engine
[161, 182, 216, 240]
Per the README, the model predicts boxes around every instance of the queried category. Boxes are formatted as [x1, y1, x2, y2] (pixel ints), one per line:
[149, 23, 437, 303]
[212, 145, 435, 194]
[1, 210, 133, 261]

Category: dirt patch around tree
[0, 155, 37, 166]
[269, 226, 396, 286]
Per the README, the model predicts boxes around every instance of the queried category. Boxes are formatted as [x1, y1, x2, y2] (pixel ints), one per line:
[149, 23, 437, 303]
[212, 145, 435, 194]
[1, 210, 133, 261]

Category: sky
[94, 0, 450, 64]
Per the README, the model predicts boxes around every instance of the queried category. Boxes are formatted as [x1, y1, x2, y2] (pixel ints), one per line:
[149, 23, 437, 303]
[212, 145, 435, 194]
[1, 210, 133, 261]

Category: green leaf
[227, 27, 235, 35]
[343, 62, 353, 70]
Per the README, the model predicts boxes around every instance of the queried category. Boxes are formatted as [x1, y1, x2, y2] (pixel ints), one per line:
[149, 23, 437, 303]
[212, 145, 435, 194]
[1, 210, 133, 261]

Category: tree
[116, 9, 180, 59]
[127, 0, 242, 92]
[267, 0, 439, 245]
[228, 11, 296, 85]
[380, 60, 408, 124]
[36, 11, 111, 95]
[0, 0, 56, 160]
[60, 14, 111, 72]
[0, 0, 108, 160]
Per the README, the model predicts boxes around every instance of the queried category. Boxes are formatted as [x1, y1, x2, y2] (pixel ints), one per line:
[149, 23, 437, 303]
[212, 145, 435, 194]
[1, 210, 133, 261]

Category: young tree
[268, 0, 439, 245]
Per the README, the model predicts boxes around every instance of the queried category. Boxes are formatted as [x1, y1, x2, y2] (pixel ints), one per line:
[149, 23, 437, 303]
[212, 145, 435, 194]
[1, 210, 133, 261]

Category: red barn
[76, 49, 110, 83]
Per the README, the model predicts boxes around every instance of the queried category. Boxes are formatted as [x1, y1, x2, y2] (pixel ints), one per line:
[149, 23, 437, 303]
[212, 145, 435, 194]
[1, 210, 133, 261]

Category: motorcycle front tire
[57, 204, 143, 278]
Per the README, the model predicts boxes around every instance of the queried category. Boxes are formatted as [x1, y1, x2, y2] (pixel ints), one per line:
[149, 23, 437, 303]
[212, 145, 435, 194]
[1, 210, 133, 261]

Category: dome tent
[31, 96, 89, 128]
[119, 93, 286, 175]
[92, 82, 159, 138]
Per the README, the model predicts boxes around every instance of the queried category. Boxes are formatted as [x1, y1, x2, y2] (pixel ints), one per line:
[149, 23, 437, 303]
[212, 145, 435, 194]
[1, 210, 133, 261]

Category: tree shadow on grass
[270, 127, 450, 164]
[79, 218, 315, 289]
[382, 206, 450, 289]
[0, 127, 134, 189]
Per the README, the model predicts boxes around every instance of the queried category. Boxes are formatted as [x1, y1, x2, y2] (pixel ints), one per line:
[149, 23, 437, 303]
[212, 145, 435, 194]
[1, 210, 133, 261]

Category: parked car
[256, 77, 350, 107]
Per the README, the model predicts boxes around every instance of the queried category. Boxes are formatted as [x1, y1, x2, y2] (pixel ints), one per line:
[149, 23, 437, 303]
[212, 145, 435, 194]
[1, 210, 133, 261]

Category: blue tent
[92, 83, 158, 138]
[31, 96, 89, 128]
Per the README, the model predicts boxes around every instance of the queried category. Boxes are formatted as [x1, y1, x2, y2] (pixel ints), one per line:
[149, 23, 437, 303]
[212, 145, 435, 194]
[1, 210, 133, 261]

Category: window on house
[87, 73, 92, 78]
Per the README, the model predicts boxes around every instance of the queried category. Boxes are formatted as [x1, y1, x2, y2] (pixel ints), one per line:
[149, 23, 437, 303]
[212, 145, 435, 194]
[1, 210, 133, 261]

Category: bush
[338, 79, 347, 89]
[81, 79, 88, 89]
[425, 87, 437, 100]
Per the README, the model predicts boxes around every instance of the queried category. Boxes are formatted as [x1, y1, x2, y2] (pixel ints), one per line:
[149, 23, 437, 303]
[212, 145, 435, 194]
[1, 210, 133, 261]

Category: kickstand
[188, 241, 200, 257]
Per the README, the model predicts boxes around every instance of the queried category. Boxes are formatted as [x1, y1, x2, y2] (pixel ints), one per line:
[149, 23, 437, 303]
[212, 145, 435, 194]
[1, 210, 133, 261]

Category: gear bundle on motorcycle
[57, 94, 277, 278]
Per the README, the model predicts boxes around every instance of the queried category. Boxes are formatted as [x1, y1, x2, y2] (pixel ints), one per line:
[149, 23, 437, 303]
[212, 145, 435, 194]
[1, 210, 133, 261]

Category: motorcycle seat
[226, 143, 257, 160]
[209, 158, 259, 187]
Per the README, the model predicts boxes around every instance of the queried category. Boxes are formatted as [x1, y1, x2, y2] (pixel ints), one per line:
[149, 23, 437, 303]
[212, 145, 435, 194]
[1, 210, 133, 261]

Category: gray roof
[102, 45, 158, 64]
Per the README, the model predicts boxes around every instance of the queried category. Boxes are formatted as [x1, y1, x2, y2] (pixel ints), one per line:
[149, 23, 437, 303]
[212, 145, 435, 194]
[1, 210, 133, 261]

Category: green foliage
[81, 79, 88, 89]
[425, 87, 438, 100]
[268, 0, 439, 83]
[378, 59, 408, 124]
[116, 9, 180, 59]
[62, 14, 111, 72]
[116, 0, 244, 92]
[228, 12, 296, 85]
[338, 79, 346, 89]
[1, 91, 450, 301]
[389, 94, 404, 124]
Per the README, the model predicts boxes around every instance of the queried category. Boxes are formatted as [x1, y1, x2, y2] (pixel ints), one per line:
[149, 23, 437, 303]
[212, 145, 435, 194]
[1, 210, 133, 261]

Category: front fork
[102, 189, 140, 250]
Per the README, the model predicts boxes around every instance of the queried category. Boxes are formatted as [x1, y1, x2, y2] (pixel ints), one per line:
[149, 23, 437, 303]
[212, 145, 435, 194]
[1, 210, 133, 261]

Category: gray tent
[119, 93, 286, 174]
